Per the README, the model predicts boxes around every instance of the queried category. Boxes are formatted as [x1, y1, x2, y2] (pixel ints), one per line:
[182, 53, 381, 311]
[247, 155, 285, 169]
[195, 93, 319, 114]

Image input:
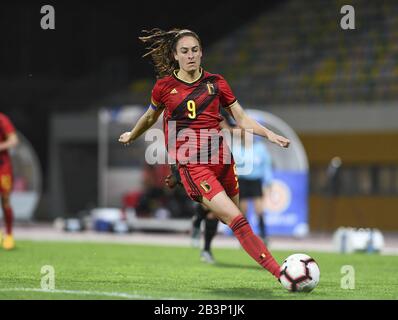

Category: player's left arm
[229, 102, 290, 148]
[0, 132, 19, 152]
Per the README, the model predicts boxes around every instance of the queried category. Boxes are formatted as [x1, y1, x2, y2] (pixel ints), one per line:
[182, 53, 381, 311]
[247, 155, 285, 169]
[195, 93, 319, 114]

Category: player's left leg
[179, 163, 280, 278]
[220, 164, 280, 278]
[201, 211, 218, 264]
[191, 203, 207, 247]
[239, 198, 248, 217]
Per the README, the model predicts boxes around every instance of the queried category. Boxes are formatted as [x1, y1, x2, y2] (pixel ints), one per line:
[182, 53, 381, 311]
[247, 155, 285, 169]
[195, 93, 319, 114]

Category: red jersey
[0, 113, 16, 168]
[151, 69, 237, 164]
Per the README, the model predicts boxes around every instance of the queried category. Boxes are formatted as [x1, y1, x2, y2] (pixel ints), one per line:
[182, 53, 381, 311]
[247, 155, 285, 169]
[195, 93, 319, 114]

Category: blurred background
[2, 0, 398, 241]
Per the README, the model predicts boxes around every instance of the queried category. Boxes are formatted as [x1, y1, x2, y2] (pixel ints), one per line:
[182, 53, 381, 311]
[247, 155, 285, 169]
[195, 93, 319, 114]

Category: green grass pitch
[0, 240, 397, 300]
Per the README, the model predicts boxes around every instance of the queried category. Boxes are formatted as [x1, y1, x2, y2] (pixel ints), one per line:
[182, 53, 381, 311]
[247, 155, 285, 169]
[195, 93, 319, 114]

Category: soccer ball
[279, 253, 320, 292]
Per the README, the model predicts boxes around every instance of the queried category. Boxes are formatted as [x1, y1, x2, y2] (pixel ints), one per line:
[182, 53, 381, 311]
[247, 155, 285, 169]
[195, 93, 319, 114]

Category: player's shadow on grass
[213, 261, 261, 271]
[207, 287, 275, 299]
[210, 288, 321, 300]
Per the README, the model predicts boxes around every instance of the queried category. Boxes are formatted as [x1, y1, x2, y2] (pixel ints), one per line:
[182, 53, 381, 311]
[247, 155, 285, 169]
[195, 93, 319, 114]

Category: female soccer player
[0, 113, 19, 250]
[119, 28, 290, 279]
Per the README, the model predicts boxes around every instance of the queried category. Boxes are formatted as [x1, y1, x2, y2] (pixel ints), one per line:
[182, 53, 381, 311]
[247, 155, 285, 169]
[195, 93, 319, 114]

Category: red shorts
[0, 166, 13, 194]
[178, 160, 240, 202]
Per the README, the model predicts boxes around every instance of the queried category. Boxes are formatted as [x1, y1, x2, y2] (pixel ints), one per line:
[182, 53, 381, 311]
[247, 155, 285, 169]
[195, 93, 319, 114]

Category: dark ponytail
[139, 28, 201, 78]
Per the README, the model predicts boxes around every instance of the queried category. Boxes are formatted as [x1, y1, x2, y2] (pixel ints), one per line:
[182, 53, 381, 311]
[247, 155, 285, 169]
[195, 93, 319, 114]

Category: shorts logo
[200, 181, 212, 193]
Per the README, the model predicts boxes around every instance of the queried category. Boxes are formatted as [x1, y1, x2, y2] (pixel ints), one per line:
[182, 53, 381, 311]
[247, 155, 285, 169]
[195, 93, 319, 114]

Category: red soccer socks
[230, 215, 280, 279]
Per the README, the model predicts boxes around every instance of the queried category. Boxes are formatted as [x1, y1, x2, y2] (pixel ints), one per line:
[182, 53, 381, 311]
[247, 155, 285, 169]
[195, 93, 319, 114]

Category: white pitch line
[0, 288, 176, 300]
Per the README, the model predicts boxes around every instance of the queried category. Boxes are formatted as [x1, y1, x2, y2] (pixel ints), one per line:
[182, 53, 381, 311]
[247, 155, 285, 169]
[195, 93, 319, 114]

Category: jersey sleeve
[218, 76, 237, 109]
[0, 114, 16, 136]
[150, 80, 166, 111]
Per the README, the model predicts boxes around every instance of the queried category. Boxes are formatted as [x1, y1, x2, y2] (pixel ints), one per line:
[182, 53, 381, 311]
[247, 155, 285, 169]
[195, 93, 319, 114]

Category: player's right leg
[202, 191, 280, 279]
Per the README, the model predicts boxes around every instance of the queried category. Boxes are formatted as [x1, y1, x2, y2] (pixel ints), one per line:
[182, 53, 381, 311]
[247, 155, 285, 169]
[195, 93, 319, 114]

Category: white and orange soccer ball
[279, 253, 320, 292]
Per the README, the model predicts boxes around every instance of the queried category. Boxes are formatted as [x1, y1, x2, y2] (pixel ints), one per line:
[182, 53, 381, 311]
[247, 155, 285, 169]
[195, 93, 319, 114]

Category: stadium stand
[203, 0, 398, 105]
[127, 0, 398, 106]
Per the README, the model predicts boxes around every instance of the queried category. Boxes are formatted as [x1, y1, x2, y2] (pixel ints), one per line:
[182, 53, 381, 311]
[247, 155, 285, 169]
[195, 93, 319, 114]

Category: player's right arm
[119, 80, 165, 145]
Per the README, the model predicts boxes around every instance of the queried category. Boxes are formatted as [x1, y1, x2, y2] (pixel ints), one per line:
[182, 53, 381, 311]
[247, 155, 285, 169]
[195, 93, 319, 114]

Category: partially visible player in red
[0, 113, 19, 250]
[119, 28, 290, 280]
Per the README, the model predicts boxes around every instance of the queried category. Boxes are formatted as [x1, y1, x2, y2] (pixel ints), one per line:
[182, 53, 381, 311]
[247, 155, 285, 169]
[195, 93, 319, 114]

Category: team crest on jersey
[170, 88, 178, 94]
[206, 82, 215, 95]
[200, 181, 212, 193]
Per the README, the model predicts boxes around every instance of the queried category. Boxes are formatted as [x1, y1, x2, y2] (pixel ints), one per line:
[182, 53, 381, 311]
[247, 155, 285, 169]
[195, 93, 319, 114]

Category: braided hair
[139, 28, 202, 78]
